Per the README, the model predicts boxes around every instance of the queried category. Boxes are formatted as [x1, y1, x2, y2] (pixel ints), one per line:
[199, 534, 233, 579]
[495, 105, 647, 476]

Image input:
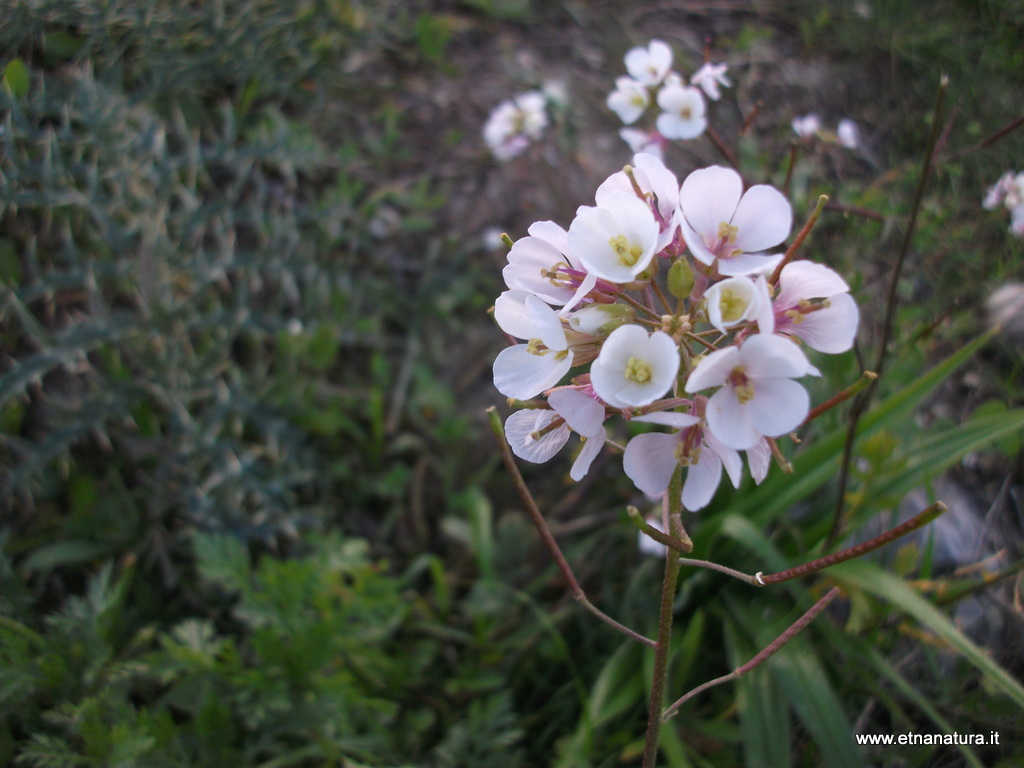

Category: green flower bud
[667, 259, 695, 300]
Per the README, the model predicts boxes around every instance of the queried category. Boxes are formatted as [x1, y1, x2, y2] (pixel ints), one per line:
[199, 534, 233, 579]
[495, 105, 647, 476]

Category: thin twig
[800, 370, 877, 428]
[760, 502, 946, 585]
[705, 124, 740, 169]
[677, 557, 762, 586]
[487, 407, 657, 648]
[768, 194, 829, 287]
[662, 587, 842, 720]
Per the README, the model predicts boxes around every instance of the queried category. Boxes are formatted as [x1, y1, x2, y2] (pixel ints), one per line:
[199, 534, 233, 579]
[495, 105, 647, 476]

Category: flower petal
[548, 388, 605, 436]
[570, 427, 606, 481]
[730, 185, 792, 253]
[679, 166, 743, 245]
[705, 386, 760, 450]
[624, 432, 679, 496]
[786, 292, 859, 353]
[746, 377, 809, 437]
[493, 344, 572, 399]
[681, 448, 722, 510]
[684, 345, 738, 393]
[775, 260, 850, 306]
[632, 411, 700, 429]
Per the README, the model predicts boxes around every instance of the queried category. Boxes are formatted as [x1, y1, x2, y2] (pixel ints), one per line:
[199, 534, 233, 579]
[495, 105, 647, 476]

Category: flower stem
[628, 506, 693, 553]
[768, 194, 829, 287]
[642, 469, 685, 767]
[662, 587, 842, 720]
[487, 407, 657, 647]
[760, 502, 946, 584]
[800, 370, 877, 427]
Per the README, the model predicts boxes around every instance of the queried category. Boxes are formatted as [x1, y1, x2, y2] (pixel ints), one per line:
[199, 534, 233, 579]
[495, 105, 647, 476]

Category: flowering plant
[479, 42, 1003, 766]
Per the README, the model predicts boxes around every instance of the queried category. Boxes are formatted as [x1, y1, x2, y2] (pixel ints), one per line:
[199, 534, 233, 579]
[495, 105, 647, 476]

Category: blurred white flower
[690, 62, 731, 101]
[624, 40, 673, 86]
[837, 118, 860, 149]
[607, 76, 649, 124]
[656, 83, 707, 140]
[483, 91, 548, 161]
[792, 113, 821, 139]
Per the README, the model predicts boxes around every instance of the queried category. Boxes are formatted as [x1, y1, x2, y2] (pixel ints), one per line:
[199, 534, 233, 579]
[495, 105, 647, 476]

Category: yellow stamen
[624, 356, 652, 383]
[609, 234, 644, 267]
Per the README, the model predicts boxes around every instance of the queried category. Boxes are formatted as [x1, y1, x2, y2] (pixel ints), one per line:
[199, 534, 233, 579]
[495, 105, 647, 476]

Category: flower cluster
[492, 156, 859, 510]
[983, 171, 1024, 237]
[607, 40, 731, 159]
[483, 90, 550, 161]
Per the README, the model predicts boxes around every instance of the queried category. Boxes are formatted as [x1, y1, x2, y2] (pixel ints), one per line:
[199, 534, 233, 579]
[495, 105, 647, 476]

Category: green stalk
[641, 468, 684, 767]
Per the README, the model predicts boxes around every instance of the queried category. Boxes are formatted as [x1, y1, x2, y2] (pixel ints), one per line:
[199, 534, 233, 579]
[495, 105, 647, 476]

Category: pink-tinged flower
[618, 128, 665, 159]
[792, 113, 821, 139]
[505, 408, 571, 463]
[591, 325, 679, 408]
[679, 166, 791, 276]
[684, 334, 819, 450]
[623, 411, 741, 510]
[502, 221, 599, 310]
[505, 388, 607, 481]
[492, 291, 573, 399]
[770, 261, 859, 353]
[607, 76, 649, 124]
[690, 61, 731, 101]
[837, 118, 860, 149]
[595, 153, 680, 253]
[983, 172, 1016, 210]
[624, 40, 673, 86]
[483, 91, 548, 161]
[656, 83, 707, 140]
[568, 191, 660, 284]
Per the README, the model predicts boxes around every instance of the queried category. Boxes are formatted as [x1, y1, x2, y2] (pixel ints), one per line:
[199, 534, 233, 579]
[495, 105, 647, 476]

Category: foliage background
[1, 0, 1023, 766]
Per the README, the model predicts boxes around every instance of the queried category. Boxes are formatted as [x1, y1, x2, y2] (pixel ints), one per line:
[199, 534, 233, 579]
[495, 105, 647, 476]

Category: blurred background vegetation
[1, 0, 1022, 766]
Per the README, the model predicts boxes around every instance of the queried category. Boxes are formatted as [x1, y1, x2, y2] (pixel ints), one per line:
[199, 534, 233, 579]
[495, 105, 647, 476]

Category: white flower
[984, 172, 1015, 210]
[618, 128, 664, 159]
[792, 113, 821, 139]
[623, 411, 741, 510]
[656, 83, 707, 140]
[704, 275, 764, 333]
[505, 388, 607, 481]
[678, 166, 791, 276]
[568, 191, 660, 284]
[684, 334, 819, 450]
[771, 261, 859, 353]
[837, 118, 860, 149]
[503, 220, 597, 310]
[591, 325, 679, 408]
[595, 153, 681, 253]
[607, 76, 649, 125]
[1007, 172, 1024, 209]
[690, 61, 731, 101]
[492, 291, 573, 399]
[624, 40, 673, 86]
[483, 91, 548, 161]
[505, 408, 571, 463]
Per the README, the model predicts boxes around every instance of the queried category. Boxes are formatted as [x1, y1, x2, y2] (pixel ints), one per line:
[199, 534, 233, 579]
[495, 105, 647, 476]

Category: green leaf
[831, 559, 1024, 710]
[2, 58, 29, 99]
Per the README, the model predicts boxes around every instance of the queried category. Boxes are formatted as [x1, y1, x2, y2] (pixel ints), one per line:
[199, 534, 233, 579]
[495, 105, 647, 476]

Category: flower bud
[667, 258, 694, 299]
[568, 303, 635, 335]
